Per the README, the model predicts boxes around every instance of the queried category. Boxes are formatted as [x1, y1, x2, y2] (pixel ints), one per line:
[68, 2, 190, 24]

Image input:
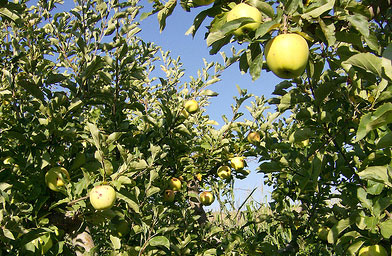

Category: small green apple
[264, 33, 309, 79]
[317, 227, 330, 241]
[114, 220, 130, 237]
[193, 0, 214, 6]
[199, 191, 214, 206]
[169, 177, 182, 191]
[230, 157, 245, 170]
[184, 99, 199, 114]
[45, 167, 70, 192]
[163, 189, 175, 202]
[226, 3, 262, 37]
[217, 165, 231, 179]
[90, 185, 116, 210]
[358, 245, 388, 256]
[247, 131, 261, 144]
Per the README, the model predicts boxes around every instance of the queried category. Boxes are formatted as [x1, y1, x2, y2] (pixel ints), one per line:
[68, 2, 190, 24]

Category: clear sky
[35, 0, 282, 210]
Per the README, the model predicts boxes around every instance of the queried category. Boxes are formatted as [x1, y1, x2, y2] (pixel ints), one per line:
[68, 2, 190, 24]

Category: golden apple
[264, 33, 309, 79]
[89, 185, 116, 210]
[169, 177, 182, 191]
[45, 167, 70, 192]
[226, 3, 262, 37]
[230, 157, 245, 170]
[193, 0, 214, 6]
[163, 189, 175, 202]
[199, 191, 214, 206]
[358, 245, 388, 256]
[217, 165, 231, 179]
[247, 131, 261, 144]
[184, 99, 199, 114]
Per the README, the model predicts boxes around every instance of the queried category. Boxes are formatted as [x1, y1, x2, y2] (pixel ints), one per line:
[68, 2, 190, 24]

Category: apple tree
[148, 0, 392, 255]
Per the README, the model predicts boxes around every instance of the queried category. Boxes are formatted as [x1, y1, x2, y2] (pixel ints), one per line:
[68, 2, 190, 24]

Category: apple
[184, 99, 199, 114]
[114, 220, 130, 237]
[264, 33, 309, 79]
[358, 245, 388, 256]
[199, 191, 214, 206]
[247, 131, 261, 144]
[230, 157, 245, 170]
[317, 227, 330, 241]
[45, 167, 70, 192]
[163, 189, 175, 202]
[169, 177, 182, 191]
[217, 165, 231, 179]
[89, 185, 116, 210]
[226, 3, 262, 37]
[193, 0, 214, 6]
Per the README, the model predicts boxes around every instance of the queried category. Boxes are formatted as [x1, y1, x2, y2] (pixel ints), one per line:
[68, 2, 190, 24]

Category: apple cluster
[195, 1, 310, 79]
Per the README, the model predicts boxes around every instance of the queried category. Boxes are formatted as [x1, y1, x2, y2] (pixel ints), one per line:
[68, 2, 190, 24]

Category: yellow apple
[169, 177, 182, 191]
[184, 99, 199, 114]
[193, 0, 214, 6]
[217, 165, 231, 179]
[90, 185, 116, 210]
[230, 157, 245, 170]
[163, 189, 175, 202]
[45, 167, 70, 192]
[199, 191, 214, 206]
[317, 227, 330, 241]
[226, 3, 262, 37]
[247, 131, 261, 144]
[358, 245, 388, 256]
[264, 33, 309, 79]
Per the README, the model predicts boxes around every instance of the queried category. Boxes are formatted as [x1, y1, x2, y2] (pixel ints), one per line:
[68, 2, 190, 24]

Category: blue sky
[36, 0, 282, 209]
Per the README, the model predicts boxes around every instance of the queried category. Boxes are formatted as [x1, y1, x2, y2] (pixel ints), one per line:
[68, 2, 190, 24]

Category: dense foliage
[0, 0, 391, 255]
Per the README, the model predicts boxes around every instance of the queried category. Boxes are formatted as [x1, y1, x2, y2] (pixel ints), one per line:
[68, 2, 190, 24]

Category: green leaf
[380, 219, 392, 239]
[200, 89, 219, 96]
[343, 52, 382, 77]
[357, 166, 392, 188]
[110, 234, 121, 250]
[16, 76, 45, 102]
[376, 132, 392, 149]
[357, 187, 372, 210]
[149, 236, 170, 250]
[289, 127, 313, 143]
[87, 122, 102, 150]
[328, 218, 352, 244]
[117, 190, 140, 213]
[2, 228, 15, 240]
[302, 0, 335, 19]
[249, 53, 263, 81]
[347, 14, 369, 37]
[146, 186, 160, 198]
[255, 20, 279, 38]
[247, 0, 274, 18]
[318, 17, 336, 46]
[157, 0, 176, 32]
[355, 103, 392, 141]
